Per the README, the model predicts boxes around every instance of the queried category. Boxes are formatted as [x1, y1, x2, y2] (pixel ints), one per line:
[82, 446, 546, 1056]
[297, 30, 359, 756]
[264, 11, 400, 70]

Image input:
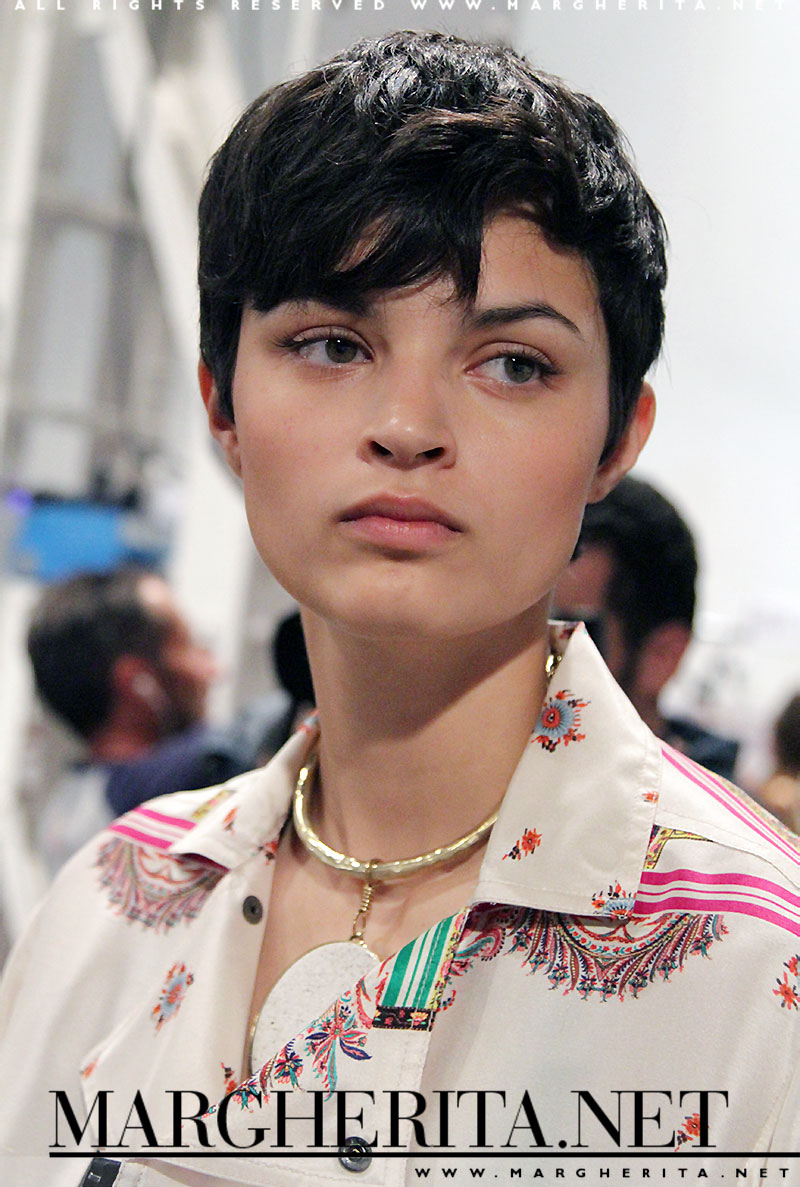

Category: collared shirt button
[338, 1135, 372, 1172]
[242, 895, 263, 924]
[79, 1158, 121, 1186]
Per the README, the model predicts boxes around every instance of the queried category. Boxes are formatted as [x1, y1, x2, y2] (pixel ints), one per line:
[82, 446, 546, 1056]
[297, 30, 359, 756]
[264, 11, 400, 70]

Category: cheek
[486, 434, 604, 598]
[235, 410, 337, 594]
[237, 410, 303, 506]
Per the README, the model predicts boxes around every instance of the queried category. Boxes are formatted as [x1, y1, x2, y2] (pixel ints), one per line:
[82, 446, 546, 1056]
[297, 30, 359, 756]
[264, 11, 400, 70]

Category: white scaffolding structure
[0, 2, 516, 948]
[0, 6, 315, 945]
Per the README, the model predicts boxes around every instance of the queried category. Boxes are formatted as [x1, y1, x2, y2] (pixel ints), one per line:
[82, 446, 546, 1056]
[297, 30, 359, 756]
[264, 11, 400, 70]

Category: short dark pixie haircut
[199, 31, 667, 460]
[27, 568, 168, 740]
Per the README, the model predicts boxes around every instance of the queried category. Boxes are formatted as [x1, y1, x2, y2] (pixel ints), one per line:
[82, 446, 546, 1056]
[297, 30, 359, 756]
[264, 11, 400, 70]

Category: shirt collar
[167, 720, 316, 868]
[170, 624, 660, 920]
[473, 622, 661, 919]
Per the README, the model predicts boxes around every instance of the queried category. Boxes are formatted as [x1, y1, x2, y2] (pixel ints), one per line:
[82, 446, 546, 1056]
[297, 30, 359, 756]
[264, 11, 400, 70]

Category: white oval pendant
[249, 940, 380, 1074]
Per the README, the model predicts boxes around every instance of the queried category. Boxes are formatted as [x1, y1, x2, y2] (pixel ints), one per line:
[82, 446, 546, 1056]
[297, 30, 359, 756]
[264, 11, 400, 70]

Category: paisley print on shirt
[446, 903, 726, 1003]
[152, 961, 194, 1030]
[95, 837, 224, 930]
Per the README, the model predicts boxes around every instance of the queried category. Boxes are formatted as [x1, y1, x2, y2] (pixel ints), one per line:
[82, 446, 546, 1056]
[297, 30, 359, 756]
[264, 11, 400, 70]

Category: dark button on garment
[79, 1158, 121, 1186]
[338, 1135, 373, 1173]
[242, 895, 263, 924]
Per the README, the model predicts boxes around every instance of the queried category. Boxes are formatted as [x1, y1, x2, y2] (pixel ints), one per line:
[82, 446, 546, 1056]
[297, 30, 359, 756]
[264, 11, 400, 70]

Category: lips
[339, 494, 464, 549]
[340, 495, 464, 532]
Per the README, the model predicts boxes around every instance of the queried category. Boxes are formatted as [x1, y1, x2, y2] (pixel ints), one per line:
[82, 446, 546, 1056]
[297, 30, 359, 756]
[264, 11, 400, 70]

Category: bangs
[239, 110, 561, 317]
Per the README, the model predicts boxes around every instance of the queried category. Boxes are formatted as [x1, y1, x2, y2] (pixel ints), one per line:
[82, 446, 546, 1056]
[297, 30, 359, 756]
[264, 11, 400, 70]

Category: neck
[301, 607, 552, 861]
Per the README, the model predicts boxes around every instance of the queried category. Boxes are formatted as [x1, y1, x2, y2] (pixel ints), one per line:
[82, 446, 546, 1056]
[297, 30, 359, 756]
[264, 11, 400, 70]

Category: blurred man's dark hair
[27, 568, 168, 740]
[579, 476, 697, 667]
[774, 694, 800, 777]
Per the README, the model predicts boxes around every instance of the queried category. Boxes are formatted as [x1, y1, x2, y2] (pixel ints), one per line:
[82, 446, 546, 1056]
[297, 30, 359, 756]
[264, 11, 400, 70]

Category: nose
[358, 378, 457, 470]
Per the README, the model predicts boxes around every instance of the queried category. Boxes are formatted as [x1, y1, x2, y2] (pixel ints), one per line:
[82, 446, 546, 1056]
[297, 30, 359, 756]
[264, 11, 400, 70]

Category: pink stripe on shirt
[133, 805, 195, 831]
[634, 892, 800, 937]
[641, 867, 800, 911]
[662, 745, 800, 868]
[107, 822, 174, 850]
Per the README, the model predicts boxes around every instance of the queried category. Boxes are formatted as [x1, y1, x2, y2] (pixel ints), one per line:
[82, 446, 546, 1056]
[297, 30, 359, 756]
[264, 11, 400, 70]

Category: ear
[198, 359, 241, 477]
[111, 655, 163, 706]
[632, 620, 691, 701]
[587, 383, 656, 504]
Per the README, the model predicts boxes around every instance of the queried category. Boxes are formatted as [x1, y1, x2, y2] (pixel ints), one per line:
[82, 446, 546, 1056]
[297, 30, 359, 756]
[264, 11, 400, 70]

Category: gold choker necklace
[248, 648, 563, 1074]
[293, 752, 500, 946]
[292, 647, 562, 947]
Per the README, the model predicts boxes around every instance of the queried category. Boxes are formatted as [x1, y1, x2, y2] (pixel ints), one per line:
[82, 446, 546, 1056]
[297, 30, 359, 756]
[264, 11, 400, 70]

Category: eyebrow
[280, 296, 369, 318]
[276, 297, 582, 338]
[466, 303, 583, 337]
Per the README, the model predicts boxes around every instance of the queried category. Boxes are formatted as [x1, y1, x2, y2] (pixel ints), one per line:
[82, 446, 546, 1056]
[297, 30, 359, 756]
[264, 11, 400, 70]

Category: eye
[286, 332, 370, 366]
[475, 351, 556, 386]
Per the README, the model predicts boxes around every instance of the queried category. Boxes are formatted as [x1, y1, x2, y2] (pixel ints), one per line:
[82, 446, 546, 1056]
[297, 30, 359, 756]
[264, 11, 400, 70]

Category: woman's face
[202, 215, 652, 643]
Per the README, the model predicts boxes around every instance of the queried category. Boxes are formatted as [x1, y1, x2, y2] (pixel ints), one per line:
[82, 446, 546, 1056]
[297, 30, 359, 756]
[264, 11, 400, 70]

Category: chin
[322, 597, 458, 643]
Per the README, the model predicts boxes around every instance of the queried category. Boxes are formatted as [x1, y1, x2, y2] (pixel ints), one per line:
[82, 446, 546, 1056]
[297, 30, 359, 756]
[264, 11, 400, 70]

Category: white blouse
[1, 623, 798, 1186]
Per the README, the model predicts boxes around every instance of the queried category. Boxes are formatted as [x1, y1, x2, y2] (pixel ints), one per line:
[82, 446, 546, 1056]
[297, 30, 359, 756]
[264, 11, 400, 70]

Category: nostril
[371, 441, 393, 457]
[422, 446, 445, 460]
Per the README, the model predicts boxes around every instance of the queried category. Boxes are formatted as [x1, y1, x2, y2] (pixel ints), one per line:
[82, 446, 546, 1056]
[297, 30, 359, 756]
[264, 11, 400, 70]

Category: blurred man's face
[553, 545, 629, 683]
[137, 576, 217, 733]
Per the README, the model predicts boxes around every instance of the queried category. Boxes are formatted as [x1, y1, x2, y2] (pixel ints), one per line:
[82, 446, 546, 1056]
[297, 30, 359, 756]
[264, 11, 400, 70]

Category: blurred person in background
[27, 566, 250, 874]
[554, 475, 739, 779]
[758, 693, 800, 832]
[231, 609, 315, 766]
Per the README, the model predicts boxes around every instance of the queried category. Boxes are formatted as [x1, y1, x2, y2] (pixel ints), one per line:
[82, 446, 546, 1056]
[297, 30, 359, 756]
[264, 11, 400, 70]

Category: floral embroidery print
[257, 974, 385, 1099]
[258, 994, 370, 1098]
[306, 996, 371, 1091]
[223, 807, 237, 832]
[502, 827, 542, 862]
[260, 836, 279, 863]
[152, 962, 194, 1030]
[592, 883, 636, 918]
[96, 838, 223, 931]
[774, 955, 799, 1010]
[271, 1046, 304, 1088]
[675, 1112, 702, 1150]
[448, 903, 726, 1003]
[227, 1082, 261, 1112]
[533, 690, 588, 752]
[221, 1063, 238, 1095]
[643, 826, 712, 871]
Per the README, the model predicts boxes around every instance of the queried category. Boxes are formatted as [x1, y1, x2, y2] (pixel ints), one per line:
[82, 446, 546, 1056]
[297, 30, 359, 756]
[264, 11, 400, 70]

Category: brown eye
[474, 351, 556, 387]
[324, 338, 359, 364]
[502, 355, 538, 383]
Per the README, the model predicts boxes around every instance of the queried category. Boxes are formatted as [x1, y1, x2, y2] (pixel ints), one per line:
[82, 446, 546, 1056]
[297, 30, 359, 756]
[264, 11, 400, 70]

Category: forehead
[472, 217, 604, 339]
[282, 215, 607, 347]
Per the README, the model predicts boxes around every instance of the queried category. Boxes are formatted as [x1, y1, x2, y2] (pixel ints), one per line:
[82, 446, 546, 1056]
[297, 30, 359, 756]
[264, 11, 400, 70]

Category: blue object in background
[5, 495, 166, 581]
